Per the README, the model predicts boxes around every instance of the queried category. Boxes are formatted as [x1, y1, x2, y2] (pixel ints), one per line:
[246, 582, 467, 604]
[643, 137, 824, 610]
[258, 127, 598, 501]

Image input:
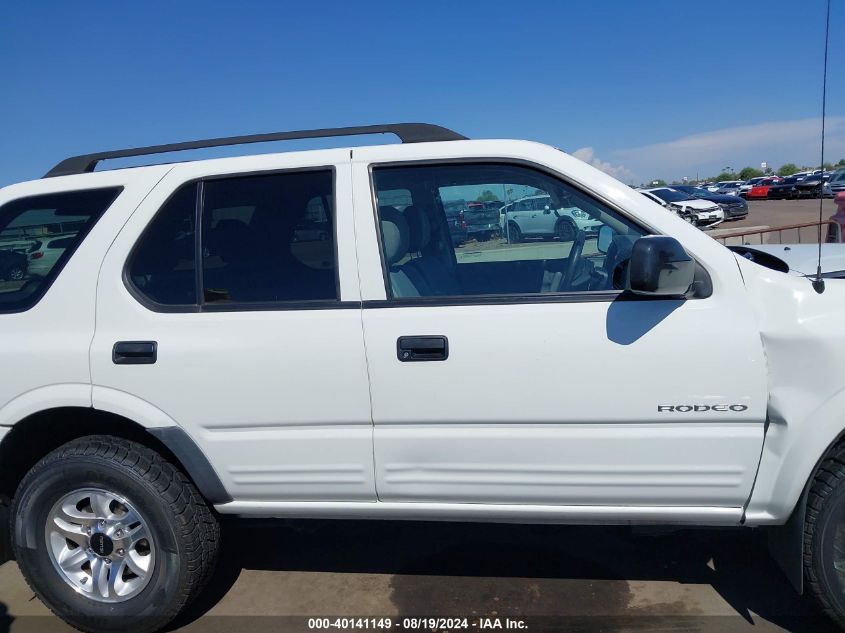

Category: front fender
[745, 386, 845, 524]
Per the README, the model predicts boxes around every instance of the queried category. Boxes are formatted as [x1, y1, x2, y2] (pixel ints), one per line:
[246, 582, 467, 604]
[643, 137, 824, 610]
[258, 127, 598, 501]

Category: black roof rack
[44, 123, 468, 178]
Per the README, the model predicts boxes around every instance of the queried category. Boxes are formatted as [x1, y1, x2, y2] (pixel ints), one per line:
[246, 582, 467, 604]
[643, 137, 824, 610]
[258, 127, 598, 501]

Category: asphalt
[1, 196, 842, 633]
[710, 197, 840, 244]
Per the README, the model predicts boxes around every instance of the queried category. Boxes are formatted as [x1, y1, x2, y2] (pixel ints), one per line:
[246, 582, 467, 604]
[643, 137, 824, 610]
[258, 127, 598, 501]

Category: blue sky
[1, 0, 842, 187]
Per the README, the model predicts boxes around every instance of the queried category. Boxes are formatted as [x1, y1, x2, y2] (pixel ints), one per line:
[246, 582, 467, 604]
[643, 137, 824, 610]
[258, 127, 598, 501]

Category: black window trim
[123, 165, 351, 313]
[0, 186, 124, 315]
[367, 158, 666, 307]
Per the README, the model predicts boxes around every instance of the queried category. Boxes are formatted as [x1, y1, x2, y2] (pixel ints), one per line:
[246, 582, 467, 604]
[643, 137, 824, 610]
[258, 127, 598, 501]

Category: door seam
[349, 148, 381, 501]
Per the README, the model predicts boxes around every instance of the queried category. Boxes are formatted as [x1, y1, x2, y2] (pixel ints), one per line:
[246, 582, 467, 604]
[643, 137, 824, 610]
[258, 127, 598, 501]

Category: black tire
[1, 265, 24, 281]
[804, 445, 845, 629]
[556, 218, 577, 242]
[11, 436, 220, 633]
[507, 222, 522, 244]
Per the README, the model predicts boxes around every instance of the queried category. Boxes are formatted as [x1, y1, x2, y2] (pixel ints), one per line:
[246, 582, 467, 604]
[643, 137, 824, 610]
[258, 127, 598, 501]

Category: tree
[777, 163, 799, 177]
[713, 171, 735, 182]
[836, 158, 845, 167]
[475, 190, 499, 203]
[738, 166, 764, 180]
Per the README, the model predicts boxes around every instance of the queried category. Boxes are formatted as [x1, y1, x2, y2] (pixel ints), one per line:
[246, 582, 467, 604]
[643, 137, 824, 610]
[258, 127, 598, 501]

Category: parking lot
[711, 197, 840, 242]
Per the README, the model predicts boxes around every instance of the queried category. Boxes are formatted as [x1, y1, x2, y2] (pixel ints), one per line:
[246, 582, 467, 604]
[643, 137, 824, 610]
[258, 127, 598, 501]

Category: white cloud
[612, 116, 845, 181]
[571, 146, 635, 182]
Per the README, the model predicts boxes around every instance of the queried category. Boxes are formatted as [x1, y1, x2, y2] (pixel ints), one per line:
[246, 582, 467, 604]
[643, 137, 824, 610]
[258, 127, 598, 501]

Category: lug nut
[86, 527, 92, 535]
[117, 548, 125, 556]
[104, 558, 111, 565]
[80, 577, 87, 584]
[115, 529, 123, 538]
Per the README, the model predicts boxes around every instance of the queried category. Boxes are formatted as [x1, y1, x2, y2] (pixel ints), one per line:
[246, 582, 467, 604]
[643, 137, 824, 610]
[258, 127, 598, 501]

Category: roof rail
[43, 123, 468, 178]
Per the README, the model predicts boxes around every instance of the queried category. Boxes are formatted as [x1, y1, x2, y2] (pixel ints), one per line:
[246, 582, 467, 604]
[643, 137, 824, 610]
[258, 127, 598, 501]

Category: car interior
[130, 171, 337, 306]
[374, 164, 646, 299]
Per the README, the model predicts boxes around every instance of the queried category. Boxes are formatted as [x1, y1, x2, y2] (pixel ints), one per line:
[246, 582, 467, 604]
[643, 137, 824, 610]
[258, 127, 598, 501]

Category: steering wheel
[560, 229, 587, 291]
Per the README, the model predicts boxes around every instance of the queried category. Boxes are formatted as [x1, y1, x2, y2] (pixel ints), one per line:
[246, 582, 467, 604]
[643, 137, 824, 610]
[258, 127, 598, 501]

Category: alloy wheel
[45, 488, 156, 603]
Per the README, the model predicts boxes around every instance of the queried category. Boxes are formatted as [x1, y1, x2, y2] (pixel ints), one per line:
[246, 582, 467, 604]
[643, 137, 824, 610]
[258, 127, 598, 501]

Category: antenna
[812, 0, 832, 294]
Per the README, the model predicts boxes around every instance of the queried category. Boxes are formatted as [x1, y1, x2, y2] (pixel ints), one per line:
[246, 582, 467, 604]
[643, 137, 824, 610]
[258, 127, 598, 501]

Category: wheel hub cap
[45, 488, 156, 603]
[89, 532, 114, 557]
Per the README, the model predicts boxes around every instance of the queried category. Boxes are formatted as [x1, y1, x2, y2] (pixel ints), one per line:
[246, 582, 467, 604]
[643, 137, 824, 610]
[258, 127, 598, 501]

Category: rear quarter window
[0, 187, 122, 313]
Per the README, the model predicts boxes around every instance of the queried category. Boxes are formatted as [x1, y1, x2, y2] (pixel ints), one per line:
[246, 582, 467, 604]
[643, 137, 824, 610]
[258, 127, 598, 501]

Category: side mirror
[627, 236, 695, 297]
[597, 225, 613, 253]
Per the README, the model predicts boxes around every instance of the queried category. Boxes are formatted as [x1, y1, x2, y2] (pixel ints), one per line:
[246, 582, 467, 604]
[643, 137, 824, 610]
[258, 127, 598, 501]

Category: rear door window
[127, 169, 338, 309]
[0, 187, 122, 313]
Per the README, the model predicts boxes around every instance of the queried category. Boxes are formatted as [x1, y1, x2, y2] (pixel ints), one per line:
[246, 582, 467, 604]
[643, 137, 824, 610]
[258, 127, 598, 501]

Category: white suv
[498, 194, 602, 243]
[1, 123, 845, 631]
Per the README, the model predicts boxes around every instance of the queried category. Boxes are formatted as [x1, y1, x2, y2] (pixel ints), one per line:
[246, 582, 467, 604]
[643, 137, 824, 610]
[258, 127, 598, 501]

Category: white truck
[0, 123, 843, 632]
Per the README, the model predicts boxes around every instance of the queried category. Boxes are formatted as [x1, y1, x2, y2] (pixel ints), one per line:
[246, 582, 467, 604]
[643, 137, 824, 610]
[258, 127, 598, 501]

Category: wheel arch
[761, 409, 845, 595]
[0, 406, 231, 509]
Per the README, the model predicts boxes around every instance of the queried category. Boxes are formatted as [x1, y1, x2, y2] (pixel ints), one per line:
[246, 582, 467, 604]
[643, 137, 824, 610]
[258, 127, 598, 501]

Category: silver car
[715, 180, 744, 196]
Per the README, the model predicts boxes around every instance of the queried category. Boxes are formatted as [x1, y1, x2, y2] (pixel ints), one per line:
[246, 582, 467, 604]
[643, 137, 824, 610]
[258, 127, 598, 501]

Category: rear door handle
[397, 336, 448, 362]
[113, 341, 157, 365]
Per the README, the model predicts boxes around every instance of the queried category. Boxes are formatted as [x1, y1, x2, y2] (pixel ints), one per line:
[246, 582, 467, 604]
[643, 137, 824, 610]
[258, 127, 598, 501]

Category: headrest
[379, 206, 409, 266]
[403, 205, 432, 252]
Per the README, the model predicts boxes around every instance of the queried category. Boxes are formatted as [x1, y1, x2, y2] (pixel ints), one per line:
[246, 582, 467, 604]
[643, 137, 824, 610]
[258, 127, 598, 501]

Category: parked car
[464, 201, 501, 241]
[443, 200, 469, 246]
[794, 174, 834, 198]
[738, 176, 769, 198]
[638, 187, 724, 227]
[667, 185, 748, 221]
[747, 177, 781, 199]
[0, 248, 27, 281]
[768, 176, 807, 199]
[707, 180, 734, 193]
[715, 180, 744, 195]
[499, 193, 601, 243]
[26, 234, 76, 277]
[830, 169, 845, 194]
[8, 123, 845, 632]
[639, 189, 694, 223]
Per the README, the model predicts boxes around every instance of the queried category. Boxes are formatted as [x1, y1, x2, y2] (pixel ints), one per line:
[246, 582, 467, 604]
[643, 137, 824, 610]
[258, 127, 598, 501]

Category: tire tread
[11, 435, 220, 633]
[804, 447, 845, 628]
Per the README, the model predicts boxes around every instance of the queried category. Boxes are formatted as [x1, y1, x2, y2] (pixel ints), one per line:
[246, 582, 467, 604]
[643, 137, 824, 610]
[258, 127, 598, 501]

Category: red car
[747, 177, 782, 199]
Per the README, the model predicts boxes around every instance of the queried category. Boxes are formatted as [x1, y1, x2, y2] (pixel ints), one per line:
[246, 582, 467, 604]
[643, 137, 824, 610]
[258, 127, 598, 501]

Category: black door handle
[113, 341, 157, 365]
[397, 336, 448, 362]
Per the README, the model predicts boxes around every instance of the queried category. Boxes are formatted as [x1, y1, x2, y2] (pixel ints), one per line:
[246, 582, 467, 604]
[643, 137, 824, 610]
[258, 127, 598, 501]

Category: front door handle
[397, 336, 448, 362]
[113, 341, 157, 365]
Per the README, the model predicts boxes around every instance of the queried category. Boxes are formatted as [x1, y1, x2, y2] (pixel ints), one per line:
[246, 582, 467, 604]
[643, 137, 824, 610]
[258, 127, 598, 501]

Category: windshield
[649, 189, 689, 203]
